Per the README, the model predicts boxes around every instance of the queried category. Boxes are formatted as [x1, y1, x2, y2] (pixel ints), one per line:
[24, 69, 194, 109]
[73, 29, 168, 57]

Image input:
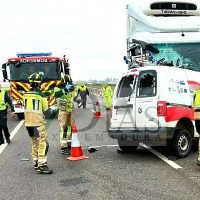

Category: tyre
[17, 113, 24, 120]
[172, 130, 192, 158]
[118, 139, 138, 152]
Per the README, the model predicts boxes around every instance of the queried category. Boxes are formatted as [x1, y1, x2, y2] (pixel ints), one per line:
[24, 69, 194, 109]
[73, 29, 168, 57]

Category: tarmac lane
[1, 95, 200, 199]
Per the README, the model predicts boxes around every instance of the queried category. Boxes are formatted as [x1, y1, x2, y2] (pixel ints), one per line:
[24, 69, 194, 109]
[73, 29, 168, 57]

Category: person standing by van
[102, 82, 113, 110]
[193, 88, 200, 166]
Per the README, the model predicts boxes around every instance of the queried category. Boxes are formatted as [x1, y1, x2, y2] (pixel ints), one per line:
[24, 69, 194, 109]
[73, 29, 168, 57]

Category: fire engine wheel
[118, 139, 138, 152]
[17, 113, 24, 120]
[172, 130, 192, 158]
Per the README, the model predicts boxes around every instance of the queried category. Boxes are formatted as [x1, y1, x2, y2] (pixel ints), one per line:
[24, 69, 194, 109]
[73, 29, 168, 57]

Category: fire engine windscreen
[9, 62, 61, 82]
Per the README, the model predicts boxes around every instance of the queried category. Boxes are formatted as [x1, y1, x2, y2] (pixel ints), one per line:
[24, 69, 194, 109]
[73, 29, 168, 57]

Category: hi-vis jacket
[0, 91, 7, 111]
[102, 86, 113, 97]
[0, 90, 15, 124]
[193, 89, 200, 109]
[54, 87, 75, 113]
[78, 85, 89, 96]
[23, 90, 49, 127]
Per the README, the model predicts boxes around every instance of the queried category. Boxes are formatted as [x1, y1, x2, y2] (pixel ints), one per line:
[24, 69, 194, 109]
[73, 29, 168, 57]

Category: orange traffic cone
[94, 101, 103, 118]
[66, 123, 89, 161]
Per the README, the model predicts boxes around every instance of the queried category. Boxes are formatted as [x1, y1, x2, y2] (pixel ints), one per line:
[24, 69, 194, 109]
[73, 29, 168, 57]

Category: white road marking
[88, 145, 118, 149]
[140, 142, 182, 169]
[0, 120, 24, 155]
[88, 144, 182, 169]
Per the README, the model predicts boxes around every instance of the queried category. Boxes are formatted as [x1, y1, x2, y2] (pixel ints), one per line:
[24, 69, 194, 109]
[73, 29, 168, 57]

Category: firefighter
[102, 81, 113, 110]
[23, 72, 53, 174]
[193, 88, 200, 166]
[53, 74, 75, 155]
[0, 84, 15, 145]
[77, 82, 89, 109]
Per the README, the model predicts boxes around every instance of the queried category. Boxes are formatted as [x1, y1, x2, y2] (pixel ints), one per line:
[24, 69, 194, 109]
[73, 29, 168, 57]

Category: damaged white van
[108, 65, 200, 158]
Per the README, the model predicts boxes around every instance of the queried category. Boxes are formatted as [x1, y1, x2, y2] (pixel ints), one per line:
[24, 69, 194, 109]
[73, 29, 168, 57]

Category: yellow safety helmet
[28, 72, 42, 83]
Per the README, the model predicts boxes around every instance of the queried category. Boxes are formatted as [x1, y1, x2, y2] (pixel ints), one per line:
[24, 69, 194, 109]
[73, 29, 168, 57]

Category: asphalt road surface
[1, 92, 200, 200]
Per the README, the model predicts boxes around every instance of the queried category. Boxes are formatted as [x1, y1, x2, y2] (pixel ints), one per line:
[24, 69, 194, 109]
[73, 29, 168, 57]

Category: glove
[65, 84, 75, 92]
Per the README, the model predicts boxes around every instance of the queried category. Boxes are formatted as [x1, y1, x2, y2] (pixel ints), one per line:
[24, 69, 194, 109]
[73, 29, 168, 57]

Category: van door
[135, 70, 159, 131]
[111, 73, 138, 128]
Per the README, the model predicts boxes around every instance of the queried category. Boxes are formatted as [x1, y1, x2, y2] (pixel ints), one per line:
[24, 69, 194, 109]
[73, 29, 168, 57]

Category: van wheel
[118, 139, 138, 152]
[17, 113, 24, 120]
[172, 130, 192, 158]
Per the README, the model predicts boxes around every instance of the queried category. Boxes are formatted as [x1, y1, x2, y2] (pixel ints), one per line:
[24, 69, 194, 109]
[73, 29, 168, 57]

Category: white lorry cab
[108, 0, 200, 158]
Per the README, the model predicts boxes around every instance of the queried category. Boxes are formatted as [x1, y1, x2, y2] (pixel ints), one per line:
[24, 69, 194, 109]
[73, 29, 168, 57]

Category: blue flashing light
[16, 52, 52, 57]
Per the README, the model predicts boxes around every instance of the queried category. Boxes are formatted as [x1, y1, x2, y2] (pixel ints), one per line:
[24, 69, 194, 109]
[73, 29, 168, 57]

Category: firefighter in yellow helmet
[53, 74, 75, 155]
[23, 72, 53, 174]
[193, 88, 200, 166]
[102, 81, 113, 110]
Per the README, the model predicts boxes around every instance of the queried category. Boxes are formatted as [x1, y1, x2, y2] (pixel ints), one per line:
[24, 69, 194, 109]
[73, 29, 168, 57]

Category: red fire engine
[2, 52, 70, 119]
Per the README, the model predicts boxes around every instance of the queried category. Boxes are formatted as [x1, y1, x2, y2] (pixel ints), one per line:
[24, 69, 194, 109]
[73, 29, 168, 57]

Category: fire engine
[2, 52, 70, 119]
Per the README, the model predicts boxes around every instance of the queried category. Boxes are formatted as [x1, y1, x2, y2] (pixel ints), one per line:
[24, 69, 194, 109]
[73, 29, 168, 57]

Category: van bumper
[108, 127, 175, 144]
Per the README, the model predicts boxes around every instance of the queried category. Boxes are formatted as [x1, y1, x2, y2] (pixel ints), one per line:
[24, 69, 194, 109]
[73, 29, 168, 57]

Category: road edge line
[140, 142, 182, 169]
[0, 120, 24, 155]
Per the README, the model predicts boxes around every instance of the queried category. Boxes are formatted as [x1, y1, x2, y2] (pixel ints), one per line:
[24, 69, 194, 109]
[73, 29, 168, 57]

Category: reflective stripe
[60, 140, 67, 144]
[71, 133, 80, 147]
[24, 109, 43, 113]
[23, 92, 44, 112]
[38, 158, 47, 162]
[33, 158, 38, 161]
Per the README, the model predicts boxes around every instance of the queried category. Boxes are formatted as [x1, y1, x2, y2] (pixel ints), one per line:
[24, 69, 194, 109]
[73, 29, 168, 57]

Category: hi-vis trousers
[58, 111, 75, 149]
[26, 125, 49, 167]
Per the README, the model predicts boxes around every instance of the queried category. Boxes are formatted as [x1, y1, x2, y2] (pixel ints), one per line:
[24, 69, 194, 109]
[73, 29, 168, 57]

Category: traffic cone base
[67, 148, 89, 161]
[66, 123, 89, 161]
[94, 112, 103, 118]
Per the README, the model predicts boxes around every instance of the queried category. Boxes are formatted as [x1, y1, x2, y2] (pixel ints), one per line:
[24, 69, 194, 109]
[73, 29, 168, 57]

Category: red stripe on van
[165, 106, 194, 122]
[188, 80, 200, 90]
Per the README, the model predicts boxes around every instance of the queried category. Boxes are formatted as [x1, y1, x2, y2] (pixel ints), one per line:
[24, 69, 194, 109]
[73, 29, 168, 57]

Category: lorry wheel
[118, 139, 138, 152]
[172, 130, 192, 158]
[17, 113, 24, 120]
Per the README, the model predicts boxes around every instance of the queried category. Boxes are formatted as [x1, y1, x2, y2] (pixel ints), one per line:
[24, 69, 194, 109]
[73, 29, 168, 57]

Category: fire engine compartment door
[112, 74, 137, 128]
[135, 70, 159, 130]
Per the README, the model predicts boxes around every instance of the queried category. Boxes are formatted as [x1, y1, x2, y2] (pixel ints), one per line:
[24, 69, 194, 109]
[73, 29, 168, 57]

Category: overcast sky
[0, 0, 134, 81]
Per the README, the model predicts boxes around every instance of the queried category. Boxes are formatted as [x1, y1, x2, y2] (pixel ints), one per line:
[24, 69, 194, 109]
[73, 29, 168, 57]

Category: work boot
[6, 137, 11, 144]
[37, 166, 53, 174]
[61, 147, 70, 155]
[197, 159, 200, 166]
[33, 162, 38, 170]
